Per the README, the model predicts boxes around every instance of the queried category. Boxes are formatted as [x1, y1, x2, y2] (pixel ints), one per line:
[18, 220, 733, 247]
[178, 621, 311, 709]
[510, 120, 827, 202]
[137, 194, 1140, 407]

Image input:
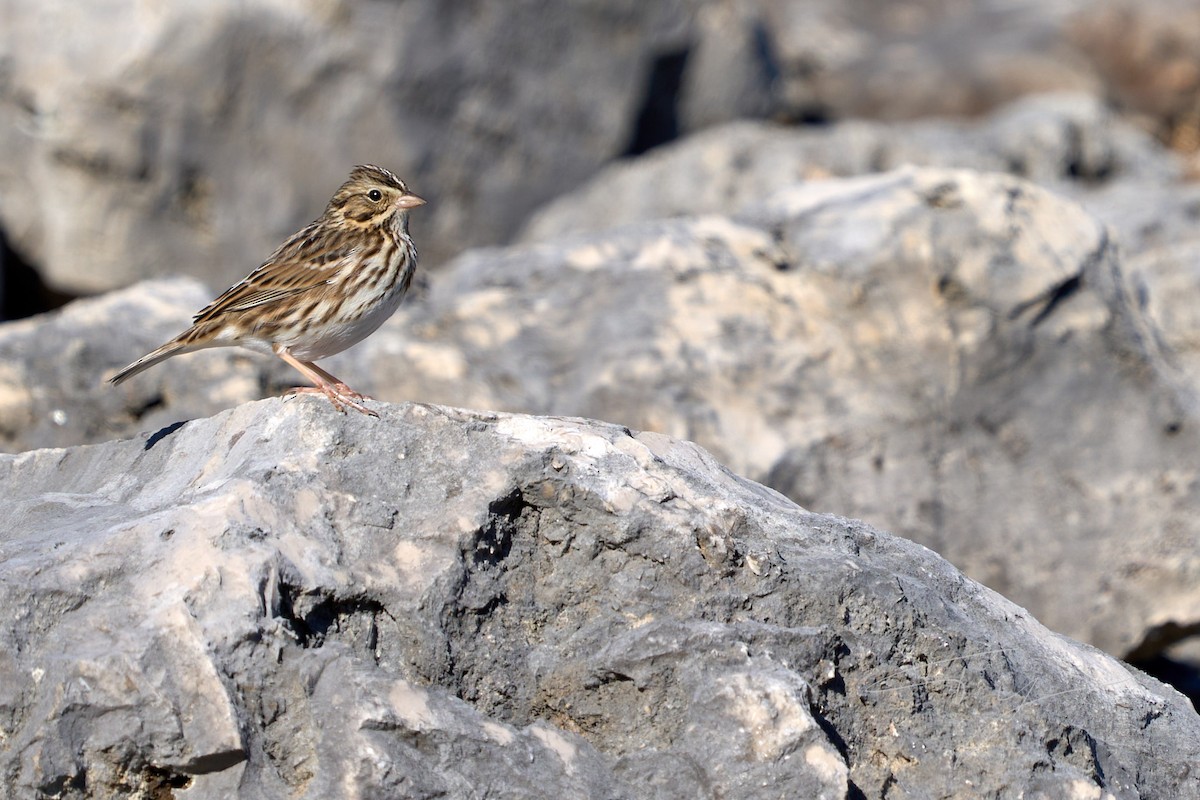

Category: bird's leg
[273, 346, 378, 417]
[304, 361, 374, 403]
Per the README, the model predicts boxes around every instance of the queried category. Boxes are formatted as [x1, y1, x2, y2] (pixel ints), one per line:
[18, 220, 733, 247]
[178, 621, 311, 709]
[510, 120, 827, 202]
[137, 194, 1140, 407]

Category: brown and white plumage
[110, 164, 425, 416]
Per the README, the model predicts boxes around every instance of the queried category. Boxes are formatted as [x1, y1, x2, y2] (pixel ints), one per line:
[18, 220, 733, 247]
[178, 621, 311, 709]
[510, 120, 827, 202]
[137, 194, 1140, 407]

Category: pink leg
[273, 346, 378, 417]
[304, 361, 374, 403]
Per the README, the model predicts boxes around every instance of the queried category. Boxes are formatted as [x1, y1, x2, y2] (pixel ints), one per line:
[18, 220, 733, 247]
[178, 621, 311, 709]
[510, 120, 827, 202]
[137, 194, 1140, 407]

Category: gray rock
[364, 168, 1200, 664]
[1071, 184, 1200, 443]
[0, 399, 1196, 798]
[3, 0, 1191, 307]
[0, 278, 279, 452]
[520, 93, 1181, 245]
[1127, 240, 1200, 384]
[1084, 181, 1200, 256]
[514, 88, 1200, 461]
[704, 0, 1197, 152]
[673, 0, 1103, 129]
[678, 0, 779, 132]
[6, 168, 1200, 676]
[0, 0, 695, 294]
[748, 0, 1097, 123]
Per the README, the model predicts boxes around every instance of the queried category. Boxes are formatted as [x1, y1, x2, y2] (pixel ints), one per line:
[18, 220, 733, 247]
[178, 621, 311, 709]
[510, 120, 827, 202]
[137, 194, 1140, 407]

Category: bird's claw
[286, 386, 378, 417]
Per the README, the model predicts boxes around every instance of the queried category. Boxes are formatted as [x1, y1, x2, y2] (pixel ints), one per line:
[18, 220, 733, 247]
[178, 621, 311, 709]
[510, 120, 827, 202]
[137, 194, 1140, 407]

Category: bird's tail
[108, 340, 194, 385]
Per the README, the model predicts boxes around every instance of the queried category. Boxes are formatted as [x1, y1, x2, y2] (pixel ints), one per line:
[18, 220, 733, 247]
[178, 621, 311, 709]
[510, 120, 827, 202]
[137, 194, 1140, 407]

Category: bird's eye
[368, 189, 383, 202]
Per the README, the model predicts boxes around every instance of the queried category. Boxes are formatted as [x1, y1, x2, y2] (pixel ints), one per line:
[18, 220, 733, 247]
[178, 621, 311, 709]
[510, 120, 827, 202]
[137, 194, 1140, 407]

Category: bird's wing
[192, 222, 361, 323]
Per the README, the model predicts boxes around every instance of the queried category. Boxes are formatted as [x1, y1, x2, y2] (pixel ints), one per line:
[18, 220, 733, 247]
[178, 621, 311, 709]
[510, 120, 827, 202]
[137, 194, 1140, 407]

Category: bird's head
[328, 164, 425, 228]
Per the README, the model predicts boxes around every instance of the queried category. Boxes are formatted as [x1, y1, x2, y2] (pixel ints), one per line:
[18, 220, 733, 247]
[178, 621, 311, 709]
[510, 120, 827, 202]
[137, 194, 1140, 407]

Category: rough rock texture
[515, 99, 1200, 451]
[6, 167, 1200, 677]
[0, 0, 695, 295]
[1, 400, 1197, 798]
[360, 168, 1200, 666]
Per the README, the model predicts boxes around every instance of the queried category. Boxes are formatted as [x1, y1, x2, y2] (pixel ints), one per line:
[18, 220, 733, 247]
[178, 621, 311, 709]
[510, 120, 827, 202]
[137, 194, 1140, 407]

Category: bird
[109, 165, 425, 417]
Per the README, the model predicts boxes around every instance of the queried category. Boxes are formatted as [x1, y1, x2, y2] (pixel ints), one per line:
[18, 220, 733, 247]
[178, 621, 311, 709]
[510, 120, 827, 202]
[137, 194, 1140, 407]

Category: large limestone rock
[515, 101, 1200, 451]
[1, 399, 1196, 798]
[359, 168, 1200, 664]
[4, 167, 1198, 680]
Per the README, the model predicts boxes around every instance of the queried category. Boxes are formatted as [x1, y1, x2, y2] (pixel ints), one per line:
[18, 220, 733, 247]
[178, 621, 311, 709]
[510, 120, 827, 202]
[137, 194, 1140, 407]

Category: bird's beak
[396, 193, 426, 210]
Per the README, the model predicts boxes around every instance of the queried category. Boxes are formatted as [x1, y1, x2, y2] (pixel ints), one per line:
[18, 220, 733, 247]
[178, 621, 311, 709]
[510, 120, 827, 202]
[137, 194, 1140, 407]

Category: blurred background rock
[2, 0, 1198, 313]
[2, 0, 1200, 705]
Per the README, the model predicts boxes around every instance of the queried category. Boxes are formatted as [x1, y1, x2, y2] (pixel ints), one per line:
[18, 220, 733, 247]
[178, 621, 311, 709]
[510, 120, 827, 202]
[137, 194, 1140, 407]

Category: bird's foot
[286, 385, 378, 417]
